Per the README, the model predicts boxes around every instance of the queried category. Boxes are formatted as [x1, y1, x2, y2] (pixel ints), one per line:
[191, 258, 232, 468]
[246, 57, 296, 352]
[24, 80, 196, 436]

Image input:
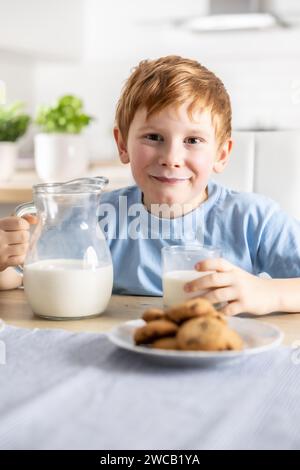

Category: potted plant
[34, 95, 93, 182]
[0, 102, 30, 181]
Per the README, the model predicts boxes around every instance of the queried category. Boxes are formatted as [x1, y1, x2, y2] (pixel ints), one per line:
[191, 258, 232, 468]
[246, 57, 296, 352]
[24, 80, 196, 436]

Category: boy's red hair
[115, 55, 232, 147]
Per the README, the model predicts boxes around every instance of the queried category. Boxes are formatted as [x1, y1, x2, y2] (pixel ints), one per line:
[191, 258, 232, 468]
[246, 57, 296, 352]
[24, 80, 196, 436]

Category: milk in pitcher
[23, 259, 113, 319]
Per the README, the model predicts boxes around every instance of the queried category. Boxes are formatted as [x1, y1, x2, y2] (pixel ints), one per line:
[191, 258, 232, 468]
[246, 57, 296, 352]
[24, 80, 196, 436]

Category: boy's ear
[213, 138, 233, 174]
[113, 127, 130, 164]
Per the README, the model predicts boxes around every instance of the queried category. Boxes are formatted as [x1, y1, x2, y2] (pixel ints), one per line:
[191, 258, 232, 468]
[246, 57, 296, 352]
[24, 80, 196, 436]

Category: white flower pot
[34, 133, 89, 182]
[0, 142, 18, 182]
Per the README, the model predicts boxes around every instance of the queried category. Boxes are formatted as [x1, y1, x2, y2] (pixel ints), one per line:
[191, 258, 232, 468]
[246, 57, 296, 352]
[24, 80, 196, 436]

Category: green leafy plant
[0, 102, 31, 142]
[35, 95, 93, 134]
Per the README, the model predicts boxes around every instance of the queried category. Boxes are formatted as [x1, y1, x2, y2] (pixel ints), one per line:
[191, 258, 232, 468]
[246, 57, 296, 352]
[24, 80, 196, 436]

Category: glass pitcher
[15, 176, 113, 320]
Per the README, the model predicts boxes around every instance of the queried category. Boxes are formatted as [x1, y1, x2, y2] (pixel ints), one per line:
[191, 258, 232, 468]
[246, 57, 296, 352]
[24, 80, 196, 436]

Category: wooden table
[0, 289, 162, 333]
[1, 289, 300, 346]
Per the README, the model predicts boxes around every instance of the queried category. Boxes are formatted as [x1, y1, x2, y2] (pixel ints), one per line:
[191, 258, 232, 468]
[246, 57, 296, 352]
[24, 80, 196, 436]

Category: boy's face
[114, 102, 232, 215]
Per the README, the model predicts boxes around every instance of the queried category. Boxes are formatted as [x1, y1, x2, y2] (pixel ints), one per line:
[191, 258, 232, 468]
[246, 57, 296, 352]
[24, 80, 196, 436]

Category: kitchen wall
[0, 50, 35, 158]
[0, 0, 84, 160]
[1, 0, 300, 162]
[0, 0, 83, 60]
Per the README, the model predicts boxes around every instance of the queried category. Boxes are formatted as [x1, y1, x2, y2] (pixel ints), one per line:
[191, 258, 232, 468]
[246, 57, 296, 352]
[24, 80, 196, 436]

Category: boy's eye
[184, 137, 204, 145]
[144, 134, 163, 142]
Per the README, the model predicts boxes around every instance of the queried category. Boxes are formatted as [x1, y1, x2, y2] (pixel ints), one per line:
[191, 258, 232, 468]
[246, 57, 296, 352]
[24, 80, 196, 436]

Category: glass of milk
[14, 177, 113, 320]
[162, 245, 222, 308]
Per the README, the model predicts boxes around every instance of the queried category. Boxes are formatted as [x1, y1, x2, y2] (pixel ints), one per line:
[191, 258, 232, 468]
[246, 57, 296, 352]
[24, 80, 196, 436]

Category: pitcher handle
[14, 202, 37, 274]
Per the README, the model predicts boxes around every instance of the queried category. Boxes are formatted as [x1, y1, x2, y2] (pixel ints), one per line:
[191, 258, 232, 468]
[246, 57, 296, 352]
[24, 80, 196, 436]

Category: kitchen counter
[1, 288, 300, 346]
[0, 160, 133, 203]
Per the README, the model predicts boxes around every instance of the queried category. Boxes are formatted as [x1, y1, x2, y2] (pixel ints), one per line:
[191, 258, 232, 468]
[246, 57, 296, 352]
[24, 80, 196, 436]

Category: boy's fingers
[22, 214, 38, 224]
[219, 301, 242, 316]
[7, 255, 26, 266]
[0, 216, 30, 231]
[202, 286, 237, 304]
[7, 230, 30, 245]
[195, 257, 234, 273]
[7, 243, 29, 257]
[184, 271, 232, 292]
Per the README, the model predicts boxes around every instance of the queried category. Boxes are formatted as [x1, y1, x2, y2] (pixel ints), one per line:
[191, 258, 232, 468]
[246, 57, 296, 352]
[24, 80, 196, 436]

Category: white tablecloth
[0, 323, 299, 450]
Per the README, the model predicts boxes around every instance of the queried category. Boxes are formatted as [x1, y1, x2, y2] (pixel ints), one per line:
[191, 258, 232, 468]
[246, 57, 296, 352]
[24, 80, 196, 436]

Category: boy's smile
[114, 102, 232, 217]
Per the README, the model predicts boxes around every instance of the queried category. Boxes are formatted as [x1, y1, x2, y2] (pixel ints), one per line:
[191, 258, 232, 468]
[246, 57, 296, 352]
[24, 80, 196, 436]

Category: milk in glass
[163, 269, 213, 307]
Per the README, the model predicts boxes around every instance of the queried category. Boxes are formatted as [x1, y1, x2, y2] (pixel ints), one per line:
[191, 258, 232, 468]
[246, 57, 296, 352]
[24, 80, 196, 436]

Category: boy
[1, 55, 300, 316]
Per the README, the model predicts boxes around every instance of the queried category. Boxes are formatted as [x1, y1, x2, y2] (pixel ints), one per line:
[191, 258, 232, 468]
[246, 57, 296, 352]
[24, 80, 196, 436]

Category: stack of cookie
[134, 298, 243, 351]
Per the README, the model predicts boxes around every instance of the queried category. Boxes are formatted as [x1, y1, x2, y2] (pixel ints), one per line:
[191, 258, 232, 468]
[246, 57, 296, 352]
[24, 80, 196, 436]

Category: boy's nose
[158, 144, 184, 168]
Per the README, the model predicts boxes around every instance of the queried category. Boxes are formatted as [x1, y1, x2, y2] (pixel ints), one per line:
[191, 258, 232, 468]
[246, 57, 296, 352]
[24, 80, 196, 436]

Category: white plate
[107, 317, 284, 365]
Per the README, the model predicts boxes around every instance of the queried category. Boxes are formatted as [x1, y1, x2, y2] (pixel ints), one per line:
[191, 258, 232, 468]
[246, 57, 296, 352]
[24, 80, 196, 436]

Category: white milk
[23, 259, 113, 318]
[163, 269, 213, 307]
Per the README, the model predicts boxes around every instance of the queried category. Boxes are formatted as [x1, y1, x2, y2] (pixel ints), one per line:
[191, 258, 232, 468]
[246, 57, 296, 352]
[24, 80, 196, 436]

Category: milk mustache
[23, 259, 113, 319]
[163, 269, 213, 307]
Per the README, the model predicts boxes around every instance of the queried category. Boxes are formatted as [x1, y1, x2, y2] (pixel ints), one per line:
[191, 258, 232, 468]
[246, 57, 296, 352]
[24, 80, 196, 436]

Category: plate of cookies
[108, 298, 283, 365]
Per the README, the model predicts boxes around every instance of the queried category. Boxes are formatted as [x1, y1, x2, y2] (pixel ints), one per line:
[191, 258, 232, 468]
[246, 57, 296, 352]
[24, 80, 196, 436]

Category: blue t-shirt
[98, 180, 300, 296]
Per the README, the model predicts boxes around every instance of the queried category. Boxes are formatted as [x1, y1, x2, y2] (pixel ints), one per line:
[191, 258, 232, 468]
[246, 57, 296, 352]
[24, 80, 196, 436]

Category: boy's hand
[184, 258, 277, 316]
[0, 215, 37, 272]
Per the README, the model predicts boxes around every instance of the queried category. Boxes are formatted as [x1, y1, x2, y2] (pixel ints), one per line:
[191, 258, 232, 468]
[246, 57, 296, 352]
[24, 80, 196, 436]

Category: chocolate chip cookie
[151, 336, 178, 350]
[177, 316, 243, 351]
[142, 308, 166, 322]
[165, 298, 224, 324]
[134, 319, 178, 345]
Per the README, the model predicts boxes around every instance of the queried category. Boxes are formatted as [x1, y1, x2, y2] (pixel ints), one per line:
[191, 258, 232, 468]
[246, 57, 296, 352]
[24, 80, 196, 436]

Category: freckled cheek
[131, 145, 154, 169]
[128, 144, 154, 181]
[188, 156, 212, 181]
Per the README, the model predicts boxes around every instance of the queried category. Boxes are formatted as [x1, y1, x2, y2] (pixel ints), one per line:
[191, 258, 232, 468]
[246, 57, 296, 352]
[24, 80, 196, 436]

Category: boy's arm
[0, 267, 23, 290]
[271, 278, 300, 313]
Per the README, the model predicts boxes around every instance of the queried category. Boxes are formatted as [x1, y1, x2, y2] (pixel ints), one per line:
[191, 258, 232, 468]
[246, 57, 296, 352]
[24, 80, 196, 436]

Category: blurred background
[1, 0, 300, 161]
